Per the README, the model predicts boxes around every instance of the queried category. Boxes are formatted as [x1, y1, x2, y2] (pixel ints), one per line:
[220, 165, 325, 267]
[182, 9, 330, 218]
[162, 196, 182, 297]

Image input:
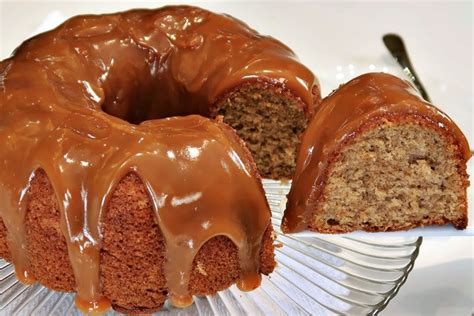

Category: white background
[0, 0, 473, 315]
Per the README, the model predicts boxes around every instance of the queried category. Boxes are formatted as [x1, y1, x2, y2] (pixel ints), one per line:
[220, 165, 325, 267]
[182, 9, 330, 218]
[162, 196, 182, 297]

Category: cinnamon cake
[0, 5, 319, 314]
[282, 73, 471, 233]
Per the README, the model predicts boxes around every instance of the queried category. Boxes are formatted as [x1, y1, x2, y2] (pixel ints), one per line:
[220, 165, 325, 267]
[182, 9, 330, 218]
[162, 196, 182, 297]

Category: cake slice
[282, 73, 471, 233]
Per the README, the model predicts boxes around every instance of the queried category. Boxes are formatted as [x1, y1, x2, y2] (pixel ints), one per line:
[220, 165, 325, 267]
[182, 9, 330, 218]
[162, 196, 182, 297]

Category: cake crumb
[196, 261, 207, 276]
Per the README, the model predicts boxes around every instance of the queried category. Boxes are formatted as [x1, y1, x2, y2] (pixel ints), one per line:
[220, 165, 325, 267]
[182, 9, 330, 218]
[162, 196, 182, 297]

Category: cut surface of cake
[282, 72, 471, 233]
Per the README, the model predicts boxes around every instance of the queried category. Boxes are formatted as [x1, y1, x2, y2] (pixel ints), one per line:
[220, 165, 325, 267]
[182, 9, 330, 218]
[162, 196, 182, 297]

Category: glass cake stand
[0, 180, 422, 315]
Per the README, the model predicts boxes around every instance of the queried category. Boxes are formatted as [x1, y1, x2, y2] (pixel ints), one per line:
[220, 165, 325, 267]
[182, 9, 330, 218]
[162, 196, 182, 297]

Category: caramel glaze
[282, 72, 471, 233]
[0, 5, 318, 309]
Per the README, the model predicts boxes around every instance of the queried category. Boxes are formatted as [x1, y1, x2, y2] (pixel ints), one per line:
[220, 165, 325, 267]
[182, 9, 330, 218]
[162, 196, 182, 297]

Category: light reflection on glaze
[282, 72, 471, 233]
[171, 192, 203, 207]
[0, 5, 314, 310]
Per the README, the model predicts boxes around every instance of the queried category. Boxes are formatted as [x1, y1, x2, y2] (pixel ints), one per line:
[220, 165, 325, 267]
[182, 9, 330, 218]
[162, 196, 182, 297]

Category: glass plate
[0, 180, 422, 315]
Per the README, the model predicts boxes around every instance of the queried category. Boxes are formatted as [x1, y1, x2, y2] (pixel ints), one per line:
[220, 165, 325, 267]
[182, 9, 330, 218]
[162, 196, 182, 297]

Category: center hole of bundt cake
[101, 93, 209, 125]
[101, 82, 308, 180]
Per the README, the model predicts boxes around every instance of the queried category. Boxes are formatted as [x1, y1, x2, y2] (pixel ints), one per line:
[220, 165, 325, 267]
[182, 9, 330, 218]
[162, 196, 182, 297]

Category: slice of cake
[282, 72, 471, 233]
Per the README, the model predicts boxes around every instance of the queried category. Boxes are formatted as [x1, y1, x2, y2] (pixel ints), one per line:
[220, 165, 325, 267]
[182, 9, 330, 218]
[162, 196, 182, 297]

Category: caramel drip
[0, 5, 316, 309]
[169, 295, 194, 308]
[15, 266, 36, 285]
[282, 72, 471, 233]
[75, 296, 112, 315]
[236, 273, 262, 292]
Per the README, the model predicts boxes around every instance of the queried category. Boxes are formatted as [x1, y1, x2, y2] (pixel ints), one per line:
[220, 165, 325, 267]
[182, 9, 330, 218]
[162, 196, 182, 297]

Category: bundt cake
[0, 5, 322, 313]
[282, 73, 471, 233]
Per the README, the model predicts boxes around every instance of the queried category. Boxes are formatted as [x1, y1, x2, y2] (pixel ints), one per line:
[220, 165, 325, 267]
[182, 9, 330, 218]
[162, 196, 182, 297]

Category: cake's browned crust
[307, 115, 469, 233]
[100, 172, 168, 313]
[25, 169, 76, 292]
[0, 169, 275, 314]
[0, 219, 11, 262]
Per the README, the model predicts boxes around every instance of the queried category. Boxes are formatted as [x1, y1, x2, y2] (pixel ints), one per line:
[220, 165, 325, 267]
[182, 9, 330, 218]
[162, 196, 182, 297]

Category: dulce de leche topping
[282, 72, 471, 233]
[0, 5, 321, 309]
